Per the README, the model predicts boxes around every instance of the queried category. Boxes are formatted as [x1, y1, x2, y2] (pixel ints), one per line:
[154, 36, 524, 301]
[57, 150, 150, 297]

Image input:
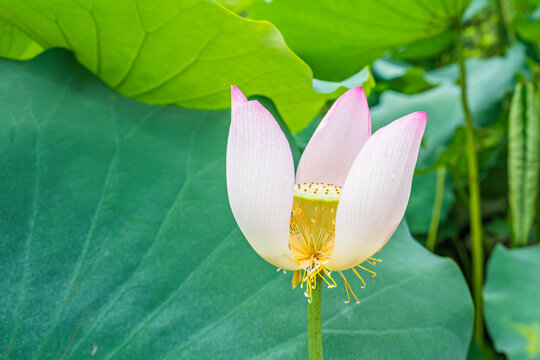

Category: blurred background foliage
[0, 0, 539, 359]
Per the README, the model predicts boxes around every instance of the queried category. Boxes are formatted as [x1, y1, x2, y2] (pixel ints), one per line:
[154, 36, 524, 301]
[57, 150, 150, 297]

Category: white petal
[227, 86, 300, 270]
[328, 112, 427, 271]
[296, 87, 371, 186]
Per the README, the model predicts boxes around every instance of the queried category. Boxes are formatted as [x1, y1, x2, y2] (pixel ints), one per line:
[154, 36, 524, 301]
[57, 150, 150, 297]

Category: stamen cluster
[288, 182, 380, 303]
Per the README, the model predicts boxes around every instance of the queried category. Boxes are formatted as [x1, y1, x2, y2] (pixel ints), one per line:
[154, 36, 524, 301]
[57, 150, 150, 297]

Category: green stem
[497, 0, 516, 44]
[426, 166, 447, 252]
[307, 277, 323, 360]
[456, 21, 485, 347]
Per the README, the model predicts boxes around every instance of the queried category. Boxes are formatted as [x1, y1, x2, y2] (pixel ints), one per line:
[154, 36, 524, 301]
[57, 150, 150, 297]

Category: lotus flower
[227, 85, 426, 302]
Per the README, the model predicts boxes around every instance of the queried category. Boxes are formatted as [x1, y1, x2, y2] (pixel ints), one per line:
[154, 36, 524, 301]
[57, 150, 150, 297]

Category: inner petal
[288, 182, 341, 270]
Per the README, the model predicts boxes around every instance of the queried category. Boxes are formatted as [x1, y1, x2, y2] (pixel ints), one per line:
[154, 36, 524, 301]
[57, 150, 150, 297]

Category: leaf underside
[0, 0, 337, 132]
[250, 0, 471, 80]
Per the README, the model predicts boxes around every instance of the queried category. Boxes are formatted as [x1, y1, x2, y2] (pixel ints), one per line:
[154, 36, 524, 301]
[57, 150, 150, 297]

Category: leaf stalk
[455, 19, 485, 347]
[426, 166, 447, 252]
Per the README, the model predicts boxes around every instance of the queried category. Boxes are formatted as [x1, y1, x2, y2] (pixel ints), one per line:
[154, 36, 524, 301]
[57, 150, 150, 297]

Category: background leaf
[0, 0, 343, 132]
[369, 45, 524, 234]
[0, 50, 474, 360]
[249, 0, 471, 80]
[484, 244, 540, 360]
[295, 45, 524, 236]
[312, 66, 375, 95]
[514, 11, 540, 47]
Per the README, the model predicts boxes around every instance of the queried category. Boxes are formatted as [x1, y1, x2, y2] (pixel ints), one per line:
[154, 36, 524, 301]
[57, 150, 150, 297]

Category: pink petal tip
[231, 85, 248, 105]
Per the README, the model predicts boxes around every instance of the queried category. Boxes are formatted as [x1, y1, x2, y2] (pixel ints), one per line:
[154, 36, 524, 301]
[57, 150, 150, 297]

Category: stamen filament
[322, 267, 337, 288]
[351, 267, 367, 288]
[358, 265, 377, 277]
[339, 271, 360, 304]
[339, 272, 351, 303]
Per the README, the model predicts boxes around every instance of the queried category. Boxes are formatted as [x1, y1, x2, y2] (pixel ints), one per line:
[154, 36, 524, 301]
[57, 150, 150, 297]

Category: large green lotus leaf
[391, 31, 455, 62]
[0, 0, 340, 133]
[484, 244, 540, 360]
[0, 17, 43, 60]
[249, 0, 470, 80]
[217, 0, 254, 14]
[386, 0, 492, 62]
[0, 50, 473, 359]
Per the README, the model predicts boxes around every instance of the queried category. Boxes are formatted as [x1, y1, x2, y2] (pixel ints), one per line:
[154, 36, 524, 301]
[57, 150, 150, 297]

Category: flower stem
[307, 277, 323, 360]
[426, 166, 447, 252]
[455, 20, 485, 347]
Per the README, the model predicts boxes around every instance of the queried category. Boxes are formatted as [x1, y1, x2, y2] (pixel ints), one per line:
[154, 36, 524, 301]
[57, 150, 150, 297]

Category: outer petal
[231, 84, 248, 103]
[328, 112, 427, 271]
[296, 86, 371, 186]
[227, 86, 300, 270]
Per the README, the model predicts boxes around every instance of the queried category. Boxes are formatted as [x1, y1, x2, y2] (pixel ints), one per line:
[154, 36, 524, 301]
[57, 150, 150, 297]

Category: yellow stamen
[339, 271, 360, 304]
[358, 265, 377, 277]
[322, 267, 337, 288]
[289, 183, 340, 302]
[365, 259, 375, 266]
[287, 182, 383, 303]
[351, 267, 366, 288]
